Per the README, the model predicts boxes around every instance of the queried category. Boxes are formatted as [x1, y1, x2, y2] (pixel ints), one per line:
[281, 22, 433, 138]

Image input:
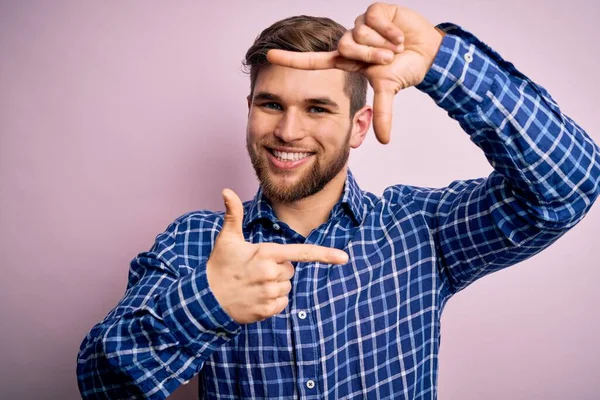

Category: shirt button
[183, 380, 190, 385]
[273, 223, 281, 230]
[306, 380, 315, 389]
[298, 310, 307, 320]
[216, 332, 227, 338]
[464, 52, 474, 63]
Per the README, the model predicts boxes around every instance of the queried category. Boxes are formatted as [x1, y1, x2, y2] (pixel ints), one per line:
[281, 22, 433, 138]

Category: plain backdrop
[1, 1, 599, 399]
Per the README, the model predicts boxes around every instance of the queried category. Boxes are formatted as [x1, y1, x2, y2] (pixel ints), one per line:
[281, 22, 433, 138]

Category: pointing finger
[267, 49, 339, 70]
[263, 243, 349, 264]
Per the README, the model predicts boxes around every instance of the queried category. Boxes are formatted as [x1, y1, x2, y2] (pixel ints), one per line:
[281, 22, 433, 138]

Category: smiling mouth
[268, 148, 315, 162]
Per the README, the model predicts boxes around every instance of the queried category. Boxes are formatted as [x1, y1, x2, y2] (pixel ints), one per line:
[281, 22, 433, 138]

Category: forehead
[254, 64, 348, 105]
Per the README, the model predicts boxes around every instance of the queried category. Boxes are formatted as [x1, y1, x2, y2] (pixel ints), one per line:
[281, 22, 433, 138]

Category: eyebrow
[253, 91, 340, 110]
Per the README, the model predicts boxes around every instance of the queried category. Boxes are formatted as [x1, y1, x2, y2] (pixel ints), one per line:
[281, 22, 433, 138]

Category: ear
[247, 95, 252, 115]
[349, 105, 373, 149]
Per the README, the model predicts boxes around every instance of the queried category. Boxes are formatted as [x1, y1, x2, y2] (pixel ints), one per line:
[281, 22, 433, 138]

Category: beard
[247, 130, 351, 204]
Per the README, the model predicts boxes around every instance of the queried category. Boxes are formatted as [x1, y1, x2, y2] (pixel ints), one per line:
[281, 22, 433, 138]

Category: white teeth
[272, 150, 311, 161]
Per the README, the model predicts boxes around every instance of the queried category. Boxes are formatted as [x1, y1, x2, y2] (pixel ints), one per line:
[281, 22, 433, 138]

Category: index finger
[267, 49, 339, 70]
[267, 243, 349, 264]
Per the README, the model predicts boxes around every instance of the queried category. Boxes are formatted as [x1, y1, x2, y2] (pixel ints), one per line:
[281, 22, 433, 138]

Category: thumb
[220, 188, 244, 238]
[372, 88, 395, 144]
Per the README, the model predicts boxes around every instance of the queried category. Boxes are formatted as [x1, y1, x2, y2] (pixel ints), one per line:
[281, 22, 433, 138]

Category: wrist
[414, 26, 449, 89]
[425, 27, 446, 72]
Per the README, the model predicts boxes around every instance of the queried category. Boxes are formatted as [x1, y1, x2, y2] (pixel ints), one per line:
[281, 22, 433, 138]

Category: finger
[353, 14, 404, 53]
[265, 243, 349, 264]
[220, 188, 244, 238]
[272, 296, 289, 316]
[257, 281, 291, 300]
[372, 89, 395, 144]
[339, 30, 395, 65]
[335, 57, 368, 73]
[276, 280, 292, 298]
[268, 49, 364, 73]
[277, 261, 295, 282]
[267, 49, 338, 70]
[364, 3, 405, 45]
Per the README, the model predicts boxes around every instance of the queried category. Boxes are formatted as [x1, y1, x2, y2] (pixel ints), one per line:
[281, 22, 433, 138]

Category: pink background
[1, 1, 598, 399]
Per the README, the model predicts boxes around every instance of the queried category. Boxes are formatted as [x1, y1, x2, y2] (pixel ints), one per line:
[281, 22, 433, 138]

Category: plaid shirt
[77, 23, 600, 399]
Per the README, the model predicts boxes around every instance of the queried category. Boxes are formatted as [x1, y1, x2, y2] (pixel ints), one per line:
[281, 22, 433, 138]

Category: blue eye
[308, 106, 328, 114]
[261, 102, 282, 110]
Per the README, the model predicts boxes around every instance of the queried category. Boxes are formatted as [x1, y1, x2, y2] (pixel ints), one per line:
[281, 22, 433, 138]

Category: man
[77, 3, 600, 399]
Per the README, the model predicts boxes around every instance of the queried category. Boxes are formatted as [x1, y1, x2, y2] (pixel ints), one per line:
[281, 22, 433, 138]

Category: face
[246, 65, 370, 203]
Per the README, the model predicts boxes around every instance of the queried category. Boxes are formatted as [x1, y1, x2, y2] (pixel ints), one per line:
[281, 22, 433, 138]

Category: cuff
[416, 23, 501, 116]
[157, 261, 241, 355]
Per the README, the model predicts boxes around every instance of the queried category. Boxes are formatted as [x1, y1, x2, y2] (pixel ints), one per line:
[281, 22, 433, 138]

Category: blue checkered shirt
[77, 23, 600, 399]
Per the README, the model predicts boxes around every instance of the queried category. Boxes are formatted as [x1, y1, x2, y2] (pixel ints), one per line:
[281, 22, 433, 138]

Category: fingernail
[396, 36, 404, 45]
[339, 251, 349, 263]
[382, 53, 393, 63]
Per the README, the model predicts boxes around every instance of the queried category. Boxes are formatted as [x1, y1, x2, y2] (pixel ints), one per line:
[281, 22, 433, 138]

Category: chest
[199, 210, 441, 398]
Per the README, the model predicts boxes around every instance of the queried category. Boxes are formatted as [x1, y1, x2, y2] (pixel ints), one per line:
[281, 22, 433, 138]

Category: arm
[76, 216, 241, 399]
[411, 24, 600, 294]
[76, 193, 349, 399]
[265, 2, 599, 295]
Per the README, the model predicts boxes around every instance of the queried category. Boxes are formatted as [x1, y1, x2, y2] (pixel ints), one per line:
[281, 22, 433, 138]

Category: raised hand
[206, 189, 349, 325]
[267, 2, 445, 144]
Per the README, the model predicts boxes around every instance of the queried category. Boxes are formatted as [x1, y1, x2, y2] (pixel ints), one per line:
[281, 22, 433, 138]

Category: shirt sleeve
[76, 216, 241, 399]
[411, 23, 600, 296]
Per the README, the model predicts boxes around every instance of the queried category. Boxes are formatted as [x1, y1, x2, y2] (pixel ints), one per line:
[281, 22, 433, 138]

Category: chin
[249, 143, 348, 203]
[264, 173, 304, 192]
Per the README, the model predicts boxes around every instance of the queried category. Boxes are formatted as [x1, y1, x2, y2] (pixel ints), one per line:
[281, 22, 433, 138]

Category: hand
[267, 2, 445, 144]
[206, 189, 349, 325]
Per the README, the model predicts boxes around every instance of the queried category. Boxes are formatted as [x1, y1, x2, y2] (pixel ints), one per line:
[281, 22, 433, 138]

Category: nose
[273, 110, 306, 142]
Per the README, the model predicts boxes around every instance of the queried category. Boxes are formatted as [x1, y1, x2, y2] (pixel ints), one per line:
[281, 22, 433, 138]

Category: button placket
[291, 261, 320, 397]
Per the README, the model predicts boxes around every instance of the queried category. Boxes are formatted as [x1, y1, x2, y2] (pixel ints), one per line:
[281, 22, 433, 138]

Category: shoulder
[172, 209, 223, 231]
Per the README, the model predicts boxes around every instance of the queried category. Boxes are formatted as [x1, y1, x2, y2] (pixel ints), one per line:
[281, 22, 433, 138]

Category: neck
[271, 167, 348, 238]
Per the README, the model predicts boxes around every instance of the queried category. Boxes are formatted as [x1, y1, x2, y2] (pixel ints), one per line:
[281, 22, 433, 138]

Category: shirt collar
[338, 169, 365, 225]
[242, 169, 365, 229]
